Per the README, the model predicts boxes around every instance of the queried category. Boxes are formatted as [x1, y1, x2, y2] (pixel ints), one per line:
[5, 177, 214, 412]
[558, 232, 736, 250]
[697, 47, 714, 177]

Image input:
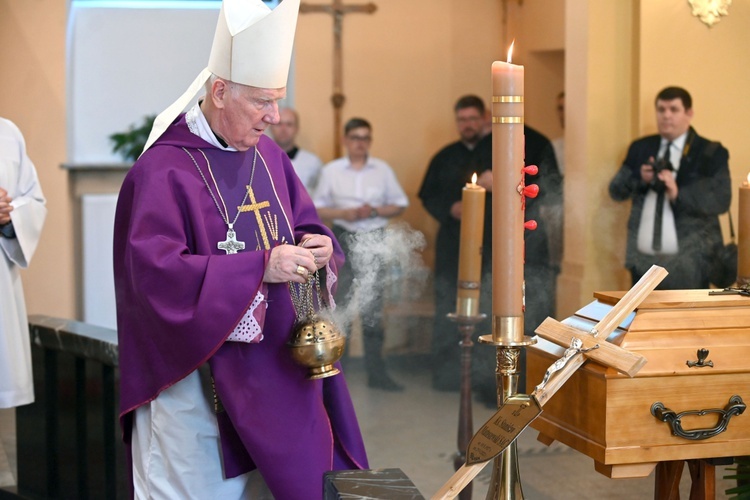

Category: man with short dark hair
[421, 95, 562, 401]
[419, 95, 493, 392]
[314, 117, 408, 391]
[609, 86, 731, 289]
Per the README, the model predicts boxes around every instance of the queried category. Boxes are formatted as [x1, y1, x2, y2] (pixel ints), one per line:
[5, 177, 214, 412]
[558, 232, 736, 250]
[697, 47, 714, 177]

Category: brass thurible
[287, 314, 346, 379]
[286, 273, 345, 379]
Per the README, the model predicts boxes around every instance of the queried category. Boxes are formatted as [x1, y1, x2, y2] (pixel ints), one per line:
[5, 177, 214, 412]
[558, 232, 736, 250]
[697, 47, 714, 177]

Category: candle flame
[747, 172, 750, 184]
[471, 172, 478, 185]
[507, 40, 515, 64]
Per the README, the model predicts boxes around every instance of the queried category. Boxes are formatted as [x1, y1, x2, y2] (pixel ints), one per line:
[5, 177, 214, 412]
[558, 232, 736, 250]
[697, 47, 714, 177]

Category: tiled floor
[0, 358, 737, 499]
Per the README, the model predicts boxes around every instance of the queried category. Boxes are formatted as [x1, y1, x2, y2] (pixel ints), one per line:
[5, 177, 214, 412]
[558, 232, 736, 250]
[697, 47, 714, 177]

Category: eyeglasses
[346, 135, 372, 142]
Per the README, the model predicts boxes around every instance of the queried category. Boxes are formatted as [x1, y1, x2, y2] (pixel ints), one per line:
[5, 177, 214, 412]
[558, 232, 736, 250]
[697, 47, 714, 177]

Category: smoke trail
[328, 222, 428, 334]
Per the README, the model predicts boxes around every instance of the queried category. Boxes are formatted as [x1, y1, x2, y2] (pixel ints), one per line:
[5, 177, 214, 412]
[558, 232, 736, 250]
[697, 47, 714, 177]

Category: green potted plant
[109, 114, 156, 162]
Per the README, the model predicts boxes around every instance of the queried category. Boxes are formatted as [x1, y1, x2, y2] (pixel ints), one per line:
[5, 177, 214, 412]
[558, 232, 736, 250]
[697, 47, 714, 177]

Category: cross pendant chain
[218, 224, 246, 255]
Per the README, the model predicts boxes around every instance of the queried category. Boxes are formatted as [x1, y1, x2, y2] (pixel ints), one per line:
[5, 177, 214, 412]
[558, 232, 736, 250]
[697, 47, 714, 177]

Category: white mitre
[142, 0, 300, 154]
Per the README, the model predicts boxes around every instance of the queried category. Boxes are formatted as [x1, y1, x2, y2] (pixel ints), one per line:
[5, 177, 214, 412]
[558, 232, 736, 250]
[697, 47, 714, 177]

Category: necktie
[652, 142, 672, 252]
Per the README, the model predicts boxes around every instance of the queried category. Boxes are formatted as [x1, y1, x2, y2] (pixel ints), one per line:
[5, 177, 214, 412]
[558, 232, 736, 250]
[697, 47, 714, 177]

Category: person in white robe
[0, 117, 46, 409]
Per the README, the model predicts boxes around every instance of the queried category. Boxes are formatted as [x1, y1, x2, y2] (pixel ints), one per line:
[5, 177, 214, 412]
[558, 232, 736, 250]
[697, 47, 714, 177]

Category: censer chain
[289, 271, 322, 322]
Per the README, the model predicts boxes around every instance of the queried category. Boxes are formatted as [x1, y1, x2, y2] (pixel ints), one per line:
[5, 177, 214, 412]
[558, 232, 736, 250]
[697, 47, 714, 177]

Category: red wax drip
[523, 184, 539, 198]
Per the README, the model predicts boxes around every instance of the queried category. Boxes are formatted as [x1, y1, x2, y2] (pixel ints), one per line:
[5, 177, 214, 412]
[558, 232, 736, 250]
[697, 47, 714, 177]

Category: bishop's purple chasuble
[113, 116, 368, 499]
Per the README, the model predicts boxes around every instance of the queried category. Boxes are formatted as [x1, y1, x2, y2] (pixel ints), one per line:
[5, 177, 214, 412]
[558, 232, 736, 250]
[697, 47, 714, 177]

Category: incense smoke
[329, 222, 428, 335]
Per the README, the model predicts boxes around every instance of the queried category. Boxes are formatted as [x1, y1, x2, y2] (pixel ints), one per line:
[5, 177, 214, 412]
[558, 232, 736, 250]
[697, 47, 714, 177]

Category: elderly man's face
[218, 83, 286, 151]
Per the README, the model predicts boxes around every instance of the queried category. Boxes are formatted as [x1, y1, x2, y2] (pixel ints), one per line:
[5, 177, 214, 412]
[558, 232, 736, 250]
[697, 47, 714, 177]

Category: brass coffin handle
[650, 395, 746, 441]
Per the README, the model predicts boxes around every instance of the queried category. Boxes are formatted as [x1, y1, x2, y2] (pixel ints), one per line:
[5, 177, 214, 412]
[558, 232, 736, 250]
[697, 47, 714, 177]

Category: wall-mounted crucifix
[300, 0, 377, 158]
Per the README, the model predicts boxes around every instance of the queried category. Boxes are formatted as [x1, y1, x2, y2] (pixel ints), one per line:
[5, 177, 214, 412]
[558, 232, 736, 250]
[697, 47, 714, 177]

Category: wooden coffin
[526, 289, 750, 478]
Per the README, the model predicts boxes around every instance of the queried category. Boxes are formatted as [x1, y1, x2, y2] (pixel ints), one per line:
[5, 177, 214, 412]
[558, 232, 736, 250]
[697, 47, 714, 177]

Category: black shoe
[368, 374, 404, 392]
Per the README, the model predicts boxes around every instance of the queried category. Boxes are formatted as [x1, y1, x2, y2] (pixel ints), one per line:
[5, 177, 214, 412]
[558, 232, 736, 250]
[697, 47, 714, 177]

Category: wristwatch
[369, 208, 378, 218]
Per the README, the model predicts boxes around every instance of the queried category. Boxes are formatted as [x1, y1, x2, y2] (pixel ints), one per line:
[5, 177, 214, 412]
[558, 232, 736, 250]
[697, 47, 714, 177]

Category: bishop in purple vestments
[114, 79, 368, 497]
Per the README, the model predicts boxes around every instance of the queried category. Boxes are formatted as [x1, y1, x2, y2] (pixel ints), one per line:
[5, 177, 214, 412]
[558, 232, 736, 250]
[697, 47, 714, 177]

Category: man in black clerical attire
[419, 95, 493, 395]
[420, 95, 562, 404]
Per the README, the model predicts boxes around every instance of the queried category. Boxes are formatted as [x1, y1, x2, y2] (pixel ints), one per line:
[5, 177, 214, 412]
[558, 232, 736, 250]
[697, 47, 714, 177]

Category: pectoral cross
[238, 186, 271, 250]
[218, 225, 245, 255]
[300, 0, 377, 157]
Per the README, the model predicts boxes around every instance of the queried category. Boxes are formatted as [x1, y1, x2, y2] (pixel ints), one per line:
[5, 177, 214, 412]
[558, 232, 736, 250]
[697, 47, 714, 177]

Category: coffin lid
[552, 289, 750, 377]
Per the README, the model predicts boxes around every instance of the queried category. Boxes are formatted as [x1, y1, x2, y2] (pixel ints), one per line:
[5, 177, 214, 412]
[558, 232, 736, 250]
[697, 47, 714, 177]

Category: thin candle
[456, 173, 486, 316]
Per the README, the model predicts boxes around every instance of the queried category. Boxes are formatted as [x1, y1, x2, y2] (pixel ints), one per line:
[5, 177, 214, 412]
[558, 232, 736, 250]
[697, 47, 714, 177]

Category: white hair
[205, 73, 243, 97]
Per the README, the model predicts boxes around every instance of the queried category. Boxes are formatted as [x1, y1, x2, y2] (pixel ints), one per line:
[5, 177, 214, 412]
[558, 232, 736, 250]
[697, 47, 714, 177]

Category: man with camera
[609, 86, 730, 289]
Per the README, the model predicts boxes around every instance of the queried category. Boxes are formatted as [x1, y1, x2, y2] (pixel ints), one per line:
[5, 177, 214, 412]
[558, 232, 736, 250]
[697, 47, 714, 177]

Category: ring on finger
[296, 265, 308, 276]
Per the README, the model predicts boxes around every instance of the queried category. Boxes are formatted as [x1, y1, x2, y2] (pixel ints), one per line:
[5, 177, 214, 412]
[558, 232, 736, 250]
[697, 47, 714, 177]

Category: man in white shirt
[270, 107, 323, 192]
[609, 86, 730, 289]
[314, 117, 408, 391]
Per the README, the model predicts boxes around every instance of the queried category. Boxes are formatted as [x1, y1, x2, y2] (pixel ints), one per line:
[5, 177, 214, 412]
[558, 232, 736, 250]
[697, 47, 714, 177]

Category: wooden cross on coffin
[432, 265, 668, 499]
[299, 0, 377, 158]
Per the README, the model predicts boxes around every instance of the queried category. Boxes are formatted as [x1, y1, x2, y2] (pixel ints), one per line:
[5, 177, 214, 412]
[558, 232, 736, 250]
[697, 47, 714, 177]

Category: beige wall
[0, 1, 74, 318]
[507, 0, 565, 141]
[638, 1, 750, 247]
[295, 0, 504, 269]
[556, 0, 750, 316]
[3, 0, 748, 322]
[555, 0, 638, 317]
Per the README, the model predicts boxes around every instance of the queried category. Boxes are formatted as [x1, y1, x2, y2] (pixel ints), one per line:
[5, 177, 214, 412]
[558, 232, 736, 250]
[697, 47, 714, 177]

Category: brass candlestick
[447, 310, 487, 500]
[479, 316, 536, 499]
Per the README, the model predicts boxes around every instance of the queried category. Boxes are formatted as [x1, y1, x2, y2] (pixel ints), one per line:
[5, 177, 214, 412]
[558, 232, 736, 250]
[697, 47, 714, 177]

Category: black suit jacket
[609, 127, 731, 286]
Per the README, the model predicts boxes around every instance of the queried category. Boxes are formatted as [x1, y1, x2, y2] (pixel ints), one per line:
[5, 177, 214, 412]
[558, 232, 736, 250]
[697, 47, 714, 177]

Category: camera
[647, 157, 673, 193]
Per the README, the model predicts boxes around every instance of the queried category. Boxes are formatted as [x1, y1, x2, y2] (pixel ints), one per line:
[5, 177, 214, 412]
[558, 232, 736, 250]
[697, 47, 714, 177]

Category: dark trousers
[332, 225, 388, 378]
